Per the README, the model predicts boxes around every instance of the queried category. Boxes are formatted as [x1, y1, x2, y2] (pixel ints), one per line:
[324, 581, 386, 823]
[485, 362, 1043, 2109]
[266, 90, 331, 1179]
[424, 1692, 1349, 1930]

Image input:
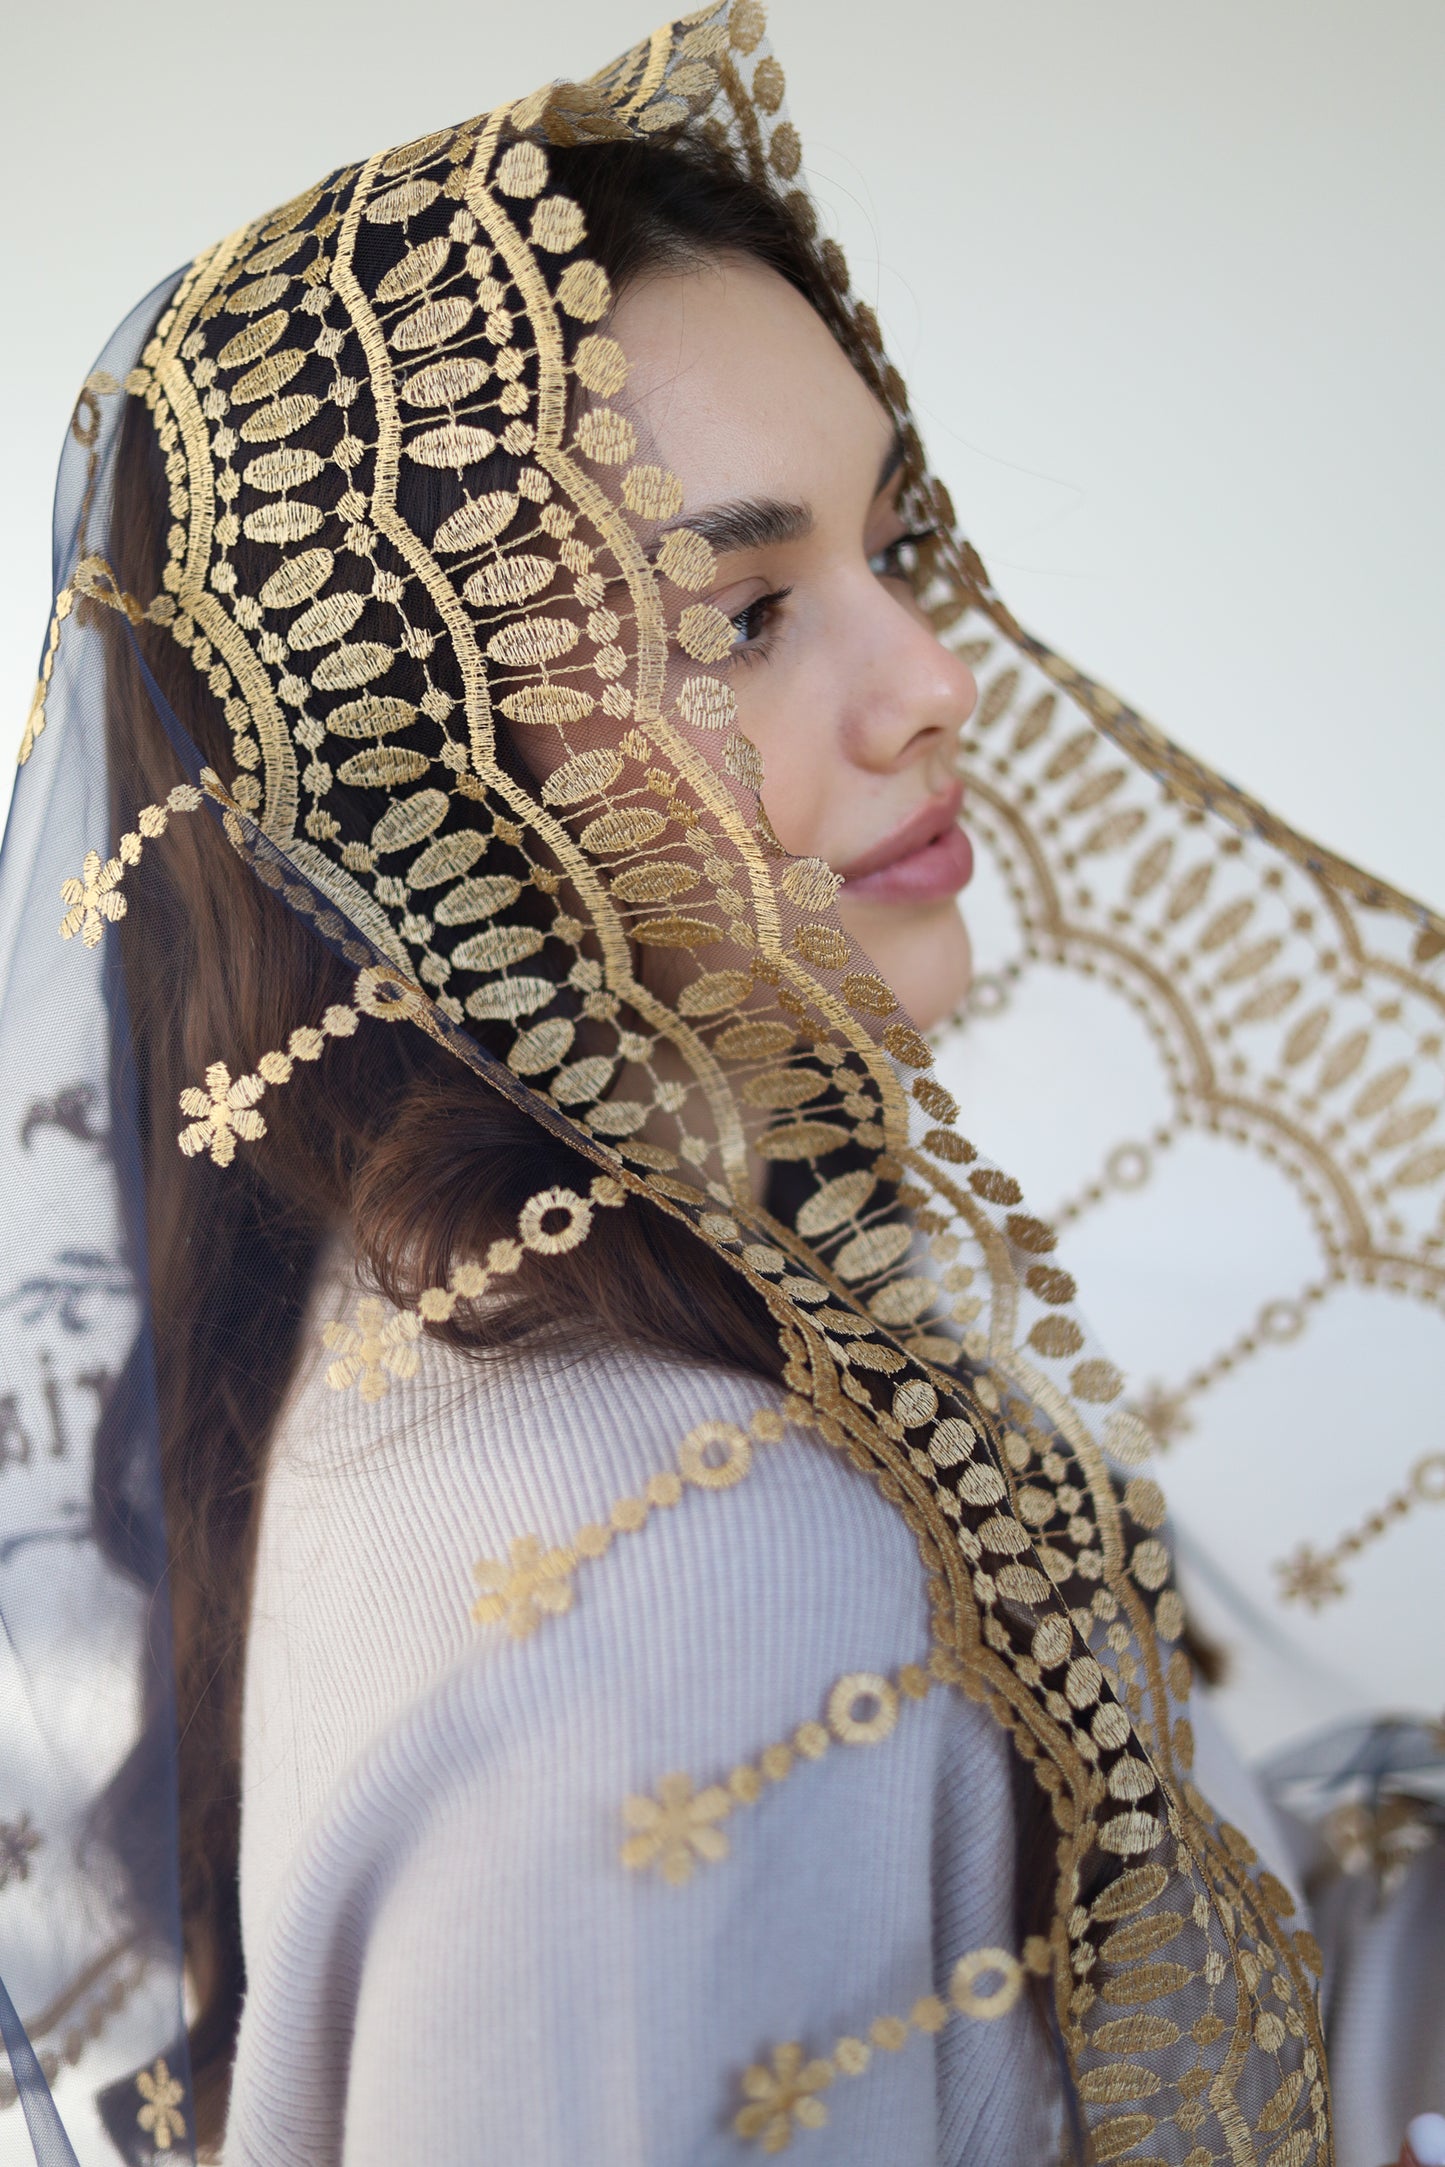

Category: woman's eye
[869, 528, 938, 580]
[727, 586, 791, 662]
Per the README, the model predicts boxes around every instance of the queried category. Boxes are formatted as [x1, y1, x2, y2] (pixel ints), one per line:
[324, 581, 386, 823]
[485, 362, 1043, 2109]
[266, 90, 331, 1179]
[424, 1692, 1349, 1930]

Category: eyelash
[869, 527, 940, 579]
[727, 586, 792, 667]
[724, 528, 942, 666]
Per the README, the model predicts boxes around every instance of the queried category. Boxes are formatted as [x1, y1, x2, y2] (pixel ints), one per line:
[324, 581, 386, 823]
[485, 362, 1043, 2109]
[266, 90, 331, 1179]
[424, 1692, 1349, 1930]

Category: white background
[1, 0, 1440, 903]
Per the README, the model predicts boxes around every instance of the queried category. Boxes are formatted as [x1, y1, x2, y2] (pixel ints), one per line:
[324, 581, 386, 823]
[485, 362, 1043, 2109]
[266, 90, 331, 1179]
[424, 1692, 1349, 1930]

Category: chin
[837, 896, 972, 1033]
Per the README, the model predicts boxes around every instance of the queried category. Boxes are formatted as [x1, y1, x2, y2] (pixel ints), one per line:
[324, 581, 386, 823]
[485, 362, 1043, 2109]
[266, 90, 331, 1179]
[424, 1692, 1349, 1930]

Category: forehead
[606, 254, 894, 509]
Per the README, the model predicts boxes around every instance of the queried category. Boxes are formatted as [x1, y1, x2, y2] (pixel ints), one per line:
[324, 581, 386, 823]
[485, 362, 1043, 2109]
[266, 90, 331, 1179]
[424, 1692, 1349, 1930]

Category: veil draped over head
[2, 3, 1441, 2160]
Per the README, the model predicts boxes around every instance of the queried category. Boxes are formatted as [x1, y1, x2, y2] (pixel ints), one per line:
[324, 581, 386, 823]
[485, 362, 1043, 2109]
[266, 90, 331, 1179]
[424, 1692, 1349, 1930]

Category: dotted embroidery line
[1275, 1450, 1445, 1607]
[620, 1650, 958, 1886]
[470, 1401, 802, 1638]
[323, 1174, 627, 1401]
[733, 1943, 1043, 2153]
[59, 781, 207, 947]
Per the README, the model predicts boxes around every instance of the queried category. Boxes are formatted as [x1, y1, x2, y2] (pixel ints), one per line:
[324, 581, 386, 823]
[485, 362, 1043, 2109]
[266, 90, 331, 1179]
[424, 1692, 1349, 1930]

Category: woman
[0, 5, 1440, 2162]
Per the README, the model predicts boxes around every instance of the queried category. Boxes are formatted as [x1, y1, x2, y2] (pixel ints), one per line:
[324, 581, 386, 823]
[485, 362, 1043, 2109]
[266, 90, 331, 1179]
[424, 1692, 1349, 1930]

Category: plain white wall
[1, 0, 1440, 902]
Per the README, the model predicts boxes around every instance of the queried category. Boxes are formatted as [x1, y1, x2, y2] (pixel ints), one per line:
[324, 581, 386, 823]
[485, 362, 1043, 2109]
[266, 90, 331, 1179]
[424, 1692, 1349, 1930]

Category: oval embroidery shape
[392, 296, 474, 352]
[242, 501, 324, 545]
[540, 747, 623, 804]
[238, 394, 320, 443]
[336, 747, 430, 789]
[365, 176, 442, 223]
[577, 805, 665, 854]
[311, 643, 393, 691]
[374, 236, 451, 302]
[287, 592, 367, 652]
[463, 555, 556, 608]
[244, 447, 323, 493]
[408, 830, 487, 888]
[326, 696, 418, 739]
[432, 875, 522, 926]
[464, 975, 552, 1021]
[371, 789, 449, 854]
[450, 924, 546, 973]
[487, 617, 580, 669]
[219, 311, 286, 370]
[433, 491, 519, 553]
[407, 423, 498, 469]
[232, 350, 304, 405]
[401, 357, 491, 408]
[258, 549, 333, 610]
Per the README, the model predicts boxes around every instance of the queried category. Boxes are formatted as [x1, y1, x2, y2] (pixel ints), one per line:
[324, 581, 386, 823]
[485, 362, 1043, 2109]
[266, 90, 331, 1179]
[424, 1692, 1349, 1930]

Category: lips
[836, 781, 974, 906]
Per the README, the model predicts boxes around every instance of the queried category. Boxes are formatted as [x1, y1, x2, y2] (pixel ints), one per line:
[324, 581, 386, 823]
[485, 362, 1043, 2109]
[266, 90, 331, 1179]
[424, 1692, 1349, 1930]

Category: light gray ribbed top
[223, 1248, 1292, 2164]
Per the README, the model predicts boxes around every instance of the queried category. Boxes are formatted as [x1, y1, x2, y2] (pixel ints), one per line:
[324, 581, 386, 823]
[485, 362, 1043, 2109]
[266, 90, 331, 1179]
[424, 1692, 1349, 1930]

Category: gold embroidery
[176, 1063, 268, 1168]
[324, 1173, 626, 1402]
[135, 2057, 187, 2150]
[620, 1772, 732, 1883]
[1275, 1450, 1445, 1608]
[471, 1532, 578, 1636]
[734, 2042, 833, 2153]
[178, 986, 362, 1164]
[733, 1947, 1027, 2151]
[1321, 1795, 1435, 1894]
[59, 784, 205, 945]
[472, 1402, 798, 1638]
[322, 1296, 423, 1402]
[621, 1654, 936, 1883]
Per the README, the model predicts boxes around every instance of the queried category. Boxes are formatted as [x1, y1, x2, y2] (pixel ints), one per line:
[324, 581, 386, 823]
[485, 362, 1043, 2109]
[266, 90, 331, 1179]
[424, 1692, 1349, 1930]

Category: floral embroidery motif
[471, 1533, 577, 1637]
[1274, 1545, 1346, 1610]
[733, 1948, 1029, 2151]
[322, 1296, 423, 1403]
[471, 1402, 801, 1641]
[177, 991, 362, 1169]
[734, 2042, 833, 2153]
[0, 1812, 41, 1889]
[135, 2057, 187, 2150]
[177, 1062, 267, 1168]
[325, 1178, 625, 1402]
[1276, 1451, 1445, 1608]
[59, 851, 127, 947]
[1322, 1796, 1434, 1894]
[1127, 1380, 1194, 1450]
[58, 783, 206, 946]
[620, 1773, 732, 1884]
[622, 1653, 944, 1883]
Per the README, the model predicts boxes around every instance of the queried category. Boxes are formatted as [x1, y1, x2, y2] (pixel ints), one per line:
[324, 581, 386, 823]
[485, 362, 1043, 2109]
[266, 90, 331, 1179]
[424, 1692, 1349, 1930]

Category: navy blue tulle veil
[1, 279, 196, 2165]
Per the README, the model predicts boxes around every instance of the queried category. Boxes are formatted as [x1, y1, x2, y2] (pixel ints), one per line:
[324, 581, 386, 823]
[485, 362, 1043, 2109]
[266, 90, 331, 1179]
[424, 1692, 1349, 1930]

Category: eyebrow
[653, 427, 907, 559]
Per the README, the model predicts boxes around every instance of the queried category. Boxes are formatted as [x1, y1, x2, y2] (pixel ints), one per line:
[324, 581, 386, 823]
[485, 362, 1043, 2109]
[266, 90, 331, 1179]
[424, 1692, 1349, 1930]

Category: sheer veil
[1, 5, 1439, 2160]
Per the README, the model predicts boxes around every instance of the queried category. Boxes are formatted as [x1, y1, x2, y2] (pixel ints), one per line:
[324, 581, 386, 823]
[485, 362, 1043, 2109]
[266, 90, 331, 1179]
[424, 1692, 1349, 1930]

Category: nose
[842, 575, 978, 779]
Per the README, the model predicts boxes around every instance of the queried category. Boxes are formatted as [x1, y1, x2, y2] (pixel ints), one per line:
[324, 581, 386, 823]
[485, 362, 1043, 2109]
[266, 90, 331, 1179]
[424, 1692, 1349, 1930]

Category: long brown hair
[94, 135, 855, 2151]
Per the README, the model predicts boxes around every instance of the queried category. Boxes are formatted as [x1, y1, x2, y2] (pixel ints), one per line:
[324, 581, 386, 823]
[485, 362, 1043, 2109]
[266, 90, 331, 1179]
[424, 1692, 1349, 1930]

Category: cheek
[731, 675, 837, 859]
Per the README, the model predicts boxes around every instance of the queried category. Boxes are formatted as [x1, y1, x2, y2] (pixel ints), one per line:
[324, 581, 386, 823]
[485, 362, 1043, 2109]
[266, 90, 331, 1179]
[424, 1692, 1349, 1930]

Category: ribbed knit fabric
[223, 1251, 1294, 2164]
[224, 1246, 1070, 2163]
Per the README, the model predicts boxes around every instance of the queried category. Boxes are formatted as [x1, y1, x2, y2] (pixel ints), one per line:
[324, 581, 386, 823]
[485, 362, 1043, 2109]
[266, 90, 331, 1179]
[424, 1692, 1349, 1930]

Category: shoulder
[241, 1243, 930, 1931]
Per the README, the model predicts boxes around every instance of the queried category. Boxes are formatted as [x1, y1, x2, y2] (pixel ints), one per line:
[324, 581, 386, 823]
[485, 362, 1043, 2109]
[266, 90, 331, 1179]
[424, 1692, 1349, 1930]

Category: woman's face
[608, 253, 979, 1032]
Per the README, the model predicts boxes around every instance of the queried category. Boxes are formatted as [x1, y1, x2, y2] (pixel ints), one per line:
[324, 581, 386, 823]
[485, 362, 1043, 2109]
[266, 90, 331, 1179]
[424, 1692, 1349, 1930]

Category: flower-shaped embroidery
[322, 1296, 423, 1403]
[471, 1533, 576, 1637]
[1275, 1543, 1345, 1609]
[0, 1813, 41, 1890]
[1129, 1380, 1193, 1448]
[136, 2057, 187, 2150]
[621, 1773, 731, 1885]
[177, 1063, 266, 1168]
[734, 2042, 833, 2152]
[59, 851, 126, 946]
